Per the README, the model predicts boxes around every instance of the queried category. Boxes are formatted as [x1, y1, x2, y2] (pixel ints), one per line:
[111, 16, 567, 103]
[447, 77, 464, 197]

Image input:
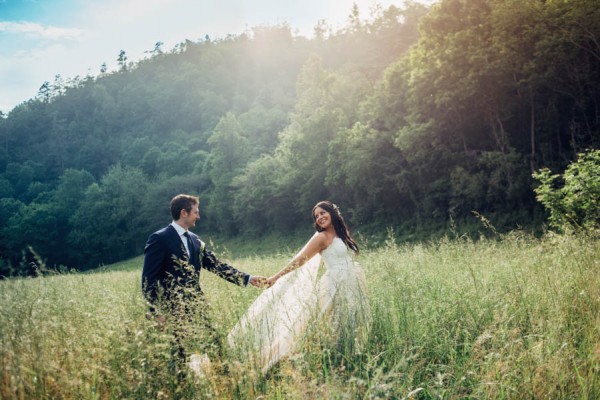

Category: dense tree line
[0, 0, 598, 275]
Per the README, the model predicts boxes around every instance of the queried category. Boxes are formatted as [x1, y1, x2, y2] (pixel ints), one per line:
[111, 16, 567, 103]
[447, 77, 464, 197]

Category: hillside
[0, 0, 599, 274]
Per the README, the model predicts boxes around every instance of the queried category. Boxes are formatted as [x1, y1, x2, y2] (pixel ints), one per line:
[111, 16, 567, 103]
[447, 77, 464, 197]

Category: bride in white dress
[227, 201, 370, 372]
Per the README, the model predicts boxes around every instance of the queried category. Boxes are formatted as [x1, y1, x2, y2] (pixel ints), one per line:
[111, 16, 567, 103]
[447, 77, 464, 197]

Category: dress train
[227, 238, 370, 372]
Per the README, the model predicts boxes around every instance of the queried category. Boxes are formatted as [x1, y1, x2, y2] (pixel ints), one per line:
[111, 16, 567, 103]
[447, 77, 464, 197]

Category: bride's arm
[267, 232, 326, 285]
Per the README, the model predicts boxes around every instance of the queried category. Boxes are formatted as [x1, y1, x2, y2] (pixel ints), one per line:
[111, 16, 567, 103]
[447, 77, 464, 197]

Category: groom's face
[181, 204, 200, 229]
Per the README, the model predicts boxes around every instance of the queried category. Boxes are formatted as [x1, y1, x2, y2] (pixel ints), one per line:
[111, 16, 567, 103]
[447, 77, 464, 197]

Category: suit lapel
[165, 225, 186, 260]
[166, 225, 200, 268]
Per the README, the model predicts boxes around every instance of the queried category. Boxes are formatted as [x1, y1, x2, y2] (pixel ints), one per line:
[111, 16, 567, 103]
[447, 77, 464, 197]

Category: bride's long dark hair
[312, 201, 359, 254]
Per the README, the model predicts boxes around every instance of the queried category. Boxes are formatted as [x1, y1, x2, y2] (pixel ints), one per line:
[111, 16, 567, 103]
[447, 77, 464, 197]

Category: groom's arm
[198, 244, 250, 286]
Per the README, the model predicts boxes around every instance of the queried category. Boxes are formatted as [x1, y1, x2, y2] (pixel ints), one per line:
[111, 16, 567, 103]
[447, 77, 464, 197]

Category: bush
[533, 149, 600, 232]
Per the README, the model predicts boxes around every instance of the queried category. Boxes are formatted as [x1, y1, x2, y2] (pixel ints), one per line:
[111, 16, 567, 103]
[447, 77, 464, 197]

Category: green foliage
[68, 165, 150, 267]
[0, 1, 599, 273]
[237, 106, 289, 157]
[533, 149, 600, 232]
[205, 113, 252, 234]
[231, 155, 285, 234]
[0, 178, 14, 198]
[274, 55, 348, 210]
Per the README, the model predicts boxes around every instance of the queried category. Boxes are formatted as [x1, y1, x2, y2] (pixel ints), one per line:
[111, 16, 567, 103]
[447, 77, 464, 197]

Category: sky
[0, 0, 433, 114]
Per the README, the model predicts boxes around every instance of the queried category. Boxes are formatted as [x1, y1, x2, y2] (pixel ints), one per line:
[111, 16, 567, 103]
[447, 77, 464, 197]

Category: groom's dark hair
[170, 194, 199, 220]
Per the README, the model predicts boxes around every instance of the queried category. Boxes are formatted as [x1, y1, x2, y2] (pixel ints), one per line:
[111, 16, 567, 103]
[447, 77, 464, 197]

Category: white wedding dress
[227, 237, 370, 372]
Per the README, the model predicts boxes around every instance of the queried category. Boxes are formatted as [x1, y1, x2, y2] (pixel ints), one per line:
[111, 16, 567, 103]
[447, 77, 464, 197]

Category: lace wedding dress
[227, 237, 370, 372]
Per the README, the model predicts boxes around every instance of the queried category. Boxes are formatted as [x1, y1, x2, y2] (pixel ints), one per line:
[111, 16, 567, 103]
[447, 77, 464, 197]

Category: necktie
[183, 232, 194, 258]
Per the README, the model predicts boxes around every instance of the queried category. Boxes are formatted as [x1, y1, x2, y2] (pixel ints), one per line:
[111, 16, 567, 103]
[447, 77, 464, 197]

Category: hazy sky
[0, 0, 433, 114]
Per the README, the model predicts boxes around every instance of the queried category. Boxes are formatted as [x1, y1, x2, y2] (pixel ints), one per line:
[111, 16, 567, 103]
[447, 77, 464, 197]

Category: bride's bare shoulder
[309, 231, 334, 251]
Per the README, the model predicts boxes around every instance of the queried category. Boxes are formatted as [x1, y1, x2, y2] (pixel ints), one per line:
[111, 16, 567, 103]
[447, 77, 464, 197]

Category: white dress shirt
[171, 221, 192, 256]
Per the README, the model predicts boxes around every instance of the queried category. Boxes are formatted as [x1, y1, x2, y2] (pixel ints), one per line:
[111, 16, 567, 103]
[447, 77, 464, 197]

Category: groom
[142, 194, 265, 362]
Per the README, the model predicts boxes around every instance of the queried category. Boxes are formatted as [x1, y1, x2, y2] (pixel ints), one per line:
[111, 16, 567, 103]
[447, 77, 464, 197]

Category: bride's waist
[324, 261, 361, 271]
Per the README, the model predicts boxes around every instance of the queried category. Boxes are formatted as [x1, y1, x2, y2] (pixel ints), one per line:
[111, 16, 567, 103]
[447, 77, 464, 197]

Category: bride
[227, 201, 370, 372]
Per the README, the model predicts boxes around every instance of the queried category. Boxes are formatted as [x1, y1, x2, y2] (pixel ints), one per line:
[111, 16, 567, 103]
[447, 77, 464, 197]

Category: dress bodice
[321, 237, 355, 273]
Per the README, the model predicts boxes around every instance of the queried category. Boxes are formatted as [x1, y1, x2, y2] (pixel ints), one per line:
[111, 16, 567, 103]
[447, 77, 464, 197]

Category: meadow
[1, 231, 598, 399]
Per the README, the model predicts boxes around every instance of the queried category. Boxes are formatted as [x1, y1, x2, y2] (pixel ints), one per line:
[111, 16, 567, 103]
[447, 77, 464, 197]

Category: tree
[152, 41, 164, 56]
[237, 106, 289, 157]
[205, 113, 251, 233]
[37, 81, 51, 102]
[231, 155, 283, 234]
[117, 50, 128, 71]
[68, 165, 149, 268]
[276, 55, 348, 210]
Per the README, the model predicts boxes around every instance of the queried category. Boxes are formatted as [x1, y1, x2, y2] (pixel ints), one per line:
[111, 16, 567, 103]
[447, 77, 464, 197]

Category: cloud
[0, 21, 84, 40]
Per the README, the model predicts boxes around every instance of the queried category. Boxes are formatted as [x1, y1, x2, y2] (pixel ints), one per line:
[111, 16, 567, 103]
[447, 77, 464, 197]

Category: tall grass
[1, 232, 598, 399]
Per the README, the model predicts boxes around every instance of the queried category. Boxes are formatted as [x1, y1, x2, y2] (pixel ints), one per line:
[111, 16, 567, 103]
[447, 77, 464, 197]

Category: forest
[0, 0, 598, 275]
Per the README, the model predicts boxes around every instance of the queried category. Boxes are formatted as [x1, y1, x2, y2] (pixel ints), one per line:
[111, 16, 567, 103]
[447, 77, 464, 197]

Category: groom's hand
[249, 276, 269, 288]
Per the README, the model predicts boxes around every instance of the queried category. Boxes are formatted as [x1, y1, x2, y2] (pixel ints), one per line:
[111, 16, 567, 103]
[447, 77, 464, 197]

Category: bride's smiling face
[314, 207, 332, 230]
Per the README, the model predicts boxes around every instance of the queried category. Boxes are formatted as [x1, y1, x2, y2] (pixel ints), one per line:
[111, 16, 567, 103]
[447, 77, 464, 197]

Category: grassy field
[1, 231, 599, 399]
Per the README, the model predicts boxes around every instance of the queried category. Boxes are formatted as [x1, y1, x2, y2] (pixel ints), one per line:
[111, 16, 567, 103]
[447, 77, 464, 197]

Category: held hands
[249, 275, 280, 289]
[249, 275, 272, 289]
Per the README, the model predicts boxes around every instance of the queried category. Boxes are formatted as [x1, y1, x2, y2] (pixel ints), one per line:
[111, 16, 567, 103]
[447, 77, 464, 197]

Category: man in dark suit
[141, 194, 265, 367]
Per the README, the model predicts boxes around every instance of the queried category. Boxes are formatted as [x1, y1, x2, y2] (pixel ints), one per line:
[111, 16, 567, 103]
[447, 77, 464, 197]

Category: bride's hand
[266, 275, 279, 287]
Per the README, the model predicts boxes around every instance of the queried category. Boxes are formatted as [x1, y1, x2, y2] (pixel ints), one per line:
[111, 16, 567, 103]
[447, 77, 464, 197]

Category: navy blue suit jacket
[141, 225, 250, 311]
